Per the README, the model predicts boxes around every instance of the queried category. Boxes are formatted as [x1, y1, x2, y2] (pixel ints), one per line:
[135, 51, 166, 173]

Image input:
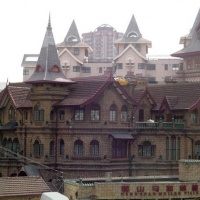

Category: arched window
[90, 104, 100, 121]
[121, 105, 128, 122]
[171, 136, 176, 160]
[138, 141, 155, 156]
[109, 104, 117, 122]
[166, 136, 180, 160]
[33, 140, 44, 157]
[50, 65, 60, 72]
[36, 65, 43, 72]
[7, 138, 13, 150]
[166, 137, 169, 160]
[50, 141, 55, 156]
[13, 138, 19, 153]
[2, 138, 7, 147]
[59, 139, 65, 155]
[67, 36, 78, 42]
[90, 140, 99, 156]
[195, 140, 200, 159]
[59, 110, 65, 120]
[191, 110, 198, 123]
[8, 106, 15, 119]
[74, 140, 83, 156]
[50, 110, 55, 121]
[127, 31, 138, 38]
[34, 105, 44, 121]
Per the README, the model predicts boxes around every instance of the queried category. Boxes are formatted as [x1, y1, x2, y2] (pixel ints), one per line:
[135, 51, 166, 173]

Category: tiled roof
[26, 17, 74, 84]
[54, 74, 137, 107]
[60, 20, 81, 46]
[54, 74, 113, 107]
[146, 82, 200, 111]
[0, 176, 50, 197]
[7, 86, 30, 108]
[115, 14, 151, 47]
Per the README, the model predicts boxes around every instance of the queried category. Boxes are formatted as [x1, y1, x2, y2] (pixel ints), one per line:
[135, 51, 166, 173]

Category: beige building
[65, 160, 200, 200]
[21, 15, 182, 83]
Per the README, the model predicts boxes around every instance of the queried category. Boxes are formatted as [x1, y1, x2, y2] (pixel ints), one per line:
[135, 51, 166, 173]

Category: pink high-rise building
[82, 24, 123, 62]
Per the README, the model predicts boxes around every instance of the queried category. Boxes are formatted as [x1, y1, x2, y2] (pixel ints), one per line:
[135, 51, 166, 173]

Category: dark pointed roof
[125, 15, 142, 39]
[145, 82, 200, 111]
[114, 14, 151, 46]
[63, 20, 81, 45]
[171, 9, 200, 57]
[25, 17, 74, 84]
[53, 74, 137, 107]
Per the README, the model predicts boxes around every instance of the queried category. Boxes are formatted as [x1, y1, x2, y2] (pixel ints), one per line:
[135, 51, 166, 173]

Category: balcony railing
[135, 122, 185, 129]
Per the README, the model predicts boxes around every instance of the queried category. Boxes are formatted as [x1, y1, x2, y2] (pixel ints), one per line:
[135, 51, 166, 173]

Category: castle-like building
[22, 15, 182, 84]
[0, 10, 200, 190]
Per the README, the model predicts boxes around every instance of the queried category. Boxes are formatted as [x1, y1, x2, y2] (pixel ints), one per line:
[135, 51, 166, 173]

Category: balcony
[135, 122, 185, 129]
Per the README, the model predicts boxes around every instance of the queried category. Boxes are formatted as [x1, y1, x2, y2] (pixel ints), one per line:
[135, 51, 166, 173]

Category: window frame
[90, 140, 99, 156]
[34, 109, 44, 121]
[74, 140, 83, 156]
[74, 109, 84, 121]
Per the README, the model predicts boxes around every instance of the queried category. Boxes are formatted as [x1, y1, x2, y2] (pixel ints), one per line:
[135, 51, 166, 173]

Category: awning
[110, 133, 134, 140]
[0, 121, 18, 130]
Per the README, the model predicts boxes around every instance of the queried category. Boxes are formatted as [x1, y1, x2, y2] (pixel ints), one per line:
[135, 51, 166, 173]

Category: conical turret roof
[26, 17, 74, 84]
[124, 14, 142, 39]
[114, 14, 151, 46]
[63, 20, 81, 44]
[171, 9, 200, 57]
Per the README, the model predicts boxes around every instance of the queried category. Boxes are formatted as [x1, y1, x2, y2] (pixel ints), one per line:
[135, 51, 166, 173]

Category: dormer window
[67, 36, 78, 42]
[50, 65, 60, 72]
[8, 106, 15, 120]
[127, 31, 138, 38]
[36, 65, 43, 72]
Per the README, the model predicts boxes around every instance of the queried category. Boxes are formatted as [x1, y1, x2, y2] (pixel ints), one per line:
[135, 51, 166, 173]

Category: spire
[48, 13, 51, 28]
[171, 9, 200, 57]
[124, 14, 142, 39]
[25, 17, 74, 84]
[188, 8, 200, 38]
[64, 20, 81, 44]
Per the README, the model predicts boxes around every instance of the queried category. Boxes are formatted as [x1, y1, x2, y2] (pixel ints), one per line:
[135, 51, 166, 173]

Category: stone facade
[64, 160, 200, 200]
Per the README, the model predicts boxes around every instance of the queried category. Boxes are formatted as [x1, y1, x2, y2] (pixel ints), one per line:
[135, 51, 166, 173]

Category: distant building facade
[21, 15, 183, 83]
[82, 24, 123, 62]
[172, 9, 200, 82]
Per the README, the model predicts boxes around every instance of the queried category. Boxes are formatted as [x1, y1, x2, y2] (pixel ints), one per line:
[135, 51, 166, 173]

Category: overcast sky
[0, 0, 199, 82]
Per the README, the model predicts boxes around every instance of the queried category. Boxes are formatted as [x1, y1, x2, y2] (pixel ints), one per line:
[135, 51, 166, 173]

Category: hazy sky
[0, 0, 199, 82]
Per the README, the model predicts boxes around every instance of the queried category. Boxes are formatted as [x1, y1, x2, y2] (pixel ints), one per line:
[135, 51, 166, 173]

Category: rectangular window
[23, 69, 29, 75]
[165, 64, 168, 70]
[75, 109, 84, 121]
[73, 66, 80, 72]
[82, 67, 91, 73]
[116, 63, 123, 69]
[34, 110, 44, 121]
[172, 64, 179, 71]
[33, 143, 44, 157]
[121, 111, 127, 122]
[91, 110, 100, 121]
[74, 48, 79, 55]
[138, 109, 144, 122]
[146, 64, 156, 70]
[191, 112, 197, 123]
[99, 67, 102, 73]
[138, 63, 145, 69]
[109, 111, 116, 122]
